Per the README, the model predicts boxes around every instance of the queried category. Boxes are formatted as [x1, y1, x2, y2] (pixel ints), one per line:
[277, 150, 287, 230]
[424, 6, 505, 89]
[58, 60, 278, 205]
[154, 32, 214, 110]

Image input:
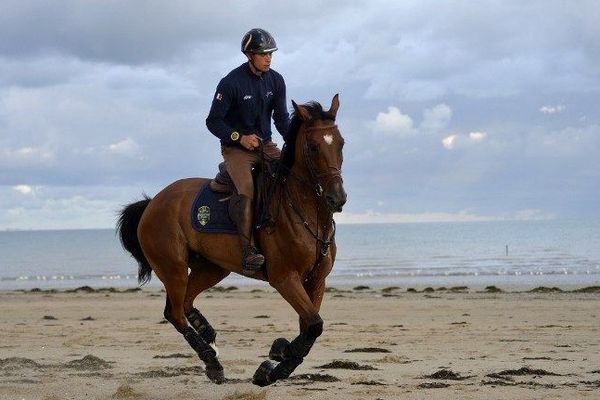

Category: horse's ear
[292, 100, 312, 121]
[327, 94, 340, 120]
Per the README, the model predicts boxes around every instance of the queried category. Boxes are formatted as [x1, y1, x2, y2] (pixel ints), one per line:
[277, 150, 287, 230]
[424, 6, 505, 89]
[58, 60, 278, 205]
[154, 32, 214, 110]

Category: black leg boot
[236, 195, 265, 276]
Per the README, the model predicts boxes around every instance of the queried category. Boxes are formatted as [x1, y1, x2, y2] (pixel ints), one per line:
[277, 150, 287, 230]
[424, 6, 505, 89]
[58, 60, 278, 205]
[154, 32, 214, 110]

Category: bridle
[258, 121, 343, 279]
[284, 122, 342, 281]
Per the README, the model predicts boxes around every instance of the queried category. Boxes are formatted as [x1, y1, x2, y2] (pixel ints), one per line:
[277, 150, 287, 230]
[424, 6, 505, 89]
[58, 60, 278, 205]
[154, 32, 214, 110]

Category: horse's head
[291, 94, 347, 213]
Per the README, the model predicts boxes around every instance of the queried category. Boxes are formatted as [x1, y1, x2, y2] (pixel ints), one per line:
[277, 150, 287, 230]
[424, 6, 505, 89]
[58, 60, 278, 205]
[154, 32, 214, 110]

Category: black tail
[116, 196, 153, 285]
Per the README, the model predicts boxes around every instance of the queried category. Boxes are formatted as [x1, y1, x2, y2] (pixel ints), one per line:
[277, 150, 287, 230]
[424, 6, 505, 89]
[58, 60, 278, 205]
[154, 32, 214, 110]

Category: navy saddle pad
[191, 183, 237, 234]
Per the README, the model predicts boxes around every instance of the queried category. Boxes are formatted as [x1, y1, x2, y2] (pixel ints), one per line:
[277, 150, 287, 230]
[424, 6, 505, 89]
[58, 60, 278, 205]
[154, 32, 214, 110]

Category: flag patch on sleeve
[215, 93, 223, 101]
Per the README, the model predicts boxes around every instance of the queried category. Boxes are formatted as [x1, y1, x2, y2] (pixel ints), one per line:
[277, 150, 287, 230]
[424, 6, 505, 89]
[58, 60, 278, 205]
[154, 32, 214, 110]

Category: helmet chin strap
[247, 54, 263, 76]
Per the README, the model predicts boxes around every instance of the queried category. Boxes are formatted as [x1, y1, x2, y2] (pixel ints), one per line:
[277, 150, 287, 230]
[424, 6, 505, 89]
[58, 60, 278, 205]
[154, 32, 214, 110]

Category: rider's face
[247, 52, 272, 73]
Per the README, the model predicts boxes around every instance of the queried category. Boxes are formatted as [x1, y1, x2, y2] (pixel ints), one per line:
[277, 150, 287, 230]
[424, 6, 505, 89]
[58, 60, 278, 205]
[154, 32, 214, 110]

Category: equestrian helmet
[241, 28, 278, 54]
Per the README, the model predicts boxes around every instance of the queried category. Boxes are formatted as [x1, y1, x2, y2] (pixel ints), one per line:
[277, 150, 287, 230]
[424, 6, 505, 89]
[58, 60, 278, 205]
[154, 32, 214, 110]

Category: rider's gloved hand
[240, 134, 261, 151]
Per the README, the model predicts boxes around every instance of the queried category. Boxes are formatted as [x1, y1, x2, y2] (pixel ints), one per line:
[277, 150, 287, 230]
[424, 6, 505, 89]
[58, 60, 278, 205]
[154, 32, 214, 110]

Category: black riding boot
[235, 195, 265, 276]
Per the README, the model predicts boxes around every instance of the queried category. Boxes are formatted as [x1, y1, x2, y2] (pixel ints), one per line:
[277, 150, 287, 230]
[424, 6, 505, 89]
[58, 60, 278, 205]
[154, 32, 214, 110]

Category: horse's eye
[308, 142, 319, 155]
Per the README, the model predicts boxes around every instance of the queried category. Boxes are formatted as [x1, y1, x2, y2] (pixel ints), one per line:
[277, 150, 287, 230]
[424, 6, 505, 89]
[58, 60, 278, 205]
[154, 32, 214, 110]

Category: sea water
[1, 220, 599, 290]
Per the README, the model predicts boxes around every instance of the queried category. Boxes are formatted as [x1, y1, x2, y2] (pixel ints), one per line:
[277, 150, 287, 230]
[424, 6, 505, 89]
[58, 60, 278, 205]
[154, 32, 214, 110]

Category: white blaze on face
[323, 134, 334, 145]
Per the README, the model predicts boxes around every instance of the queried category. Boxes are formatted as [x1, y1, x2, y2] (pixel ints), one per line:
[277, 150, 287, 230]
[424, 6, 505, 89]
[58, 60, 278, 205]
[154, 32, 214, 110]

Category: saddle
[191, 161, 277, 234]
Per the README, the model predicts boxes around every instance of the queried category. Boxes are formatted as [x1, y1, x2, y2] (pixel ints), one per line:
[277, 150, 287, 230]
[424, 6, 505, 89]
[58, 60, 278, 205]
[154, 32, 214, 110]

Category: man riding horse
[118, 27, 346, 384]
[206, 28, 289, 276]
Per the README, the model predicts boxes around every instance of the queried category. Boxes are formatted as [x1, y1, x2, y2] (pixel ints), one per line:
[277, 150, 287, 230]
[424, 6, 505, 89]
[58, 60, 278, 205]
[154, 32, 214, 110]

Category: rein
[260, 124, 340, 281]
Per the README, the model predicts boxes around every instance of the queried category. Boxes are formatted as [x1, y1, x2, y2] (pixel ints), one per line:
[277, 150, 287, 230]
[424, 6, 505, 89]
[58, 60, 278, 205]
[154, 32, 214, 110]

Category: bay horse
[117, 95, 346, 386]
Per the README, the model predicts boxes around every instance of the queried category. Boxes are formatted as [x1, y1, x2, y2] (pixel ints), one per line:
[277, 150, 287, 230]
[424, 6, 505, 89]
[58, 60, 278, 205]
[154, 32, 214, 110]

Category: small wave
[330, 268, 600, 279]
[1, 274, 137, 282]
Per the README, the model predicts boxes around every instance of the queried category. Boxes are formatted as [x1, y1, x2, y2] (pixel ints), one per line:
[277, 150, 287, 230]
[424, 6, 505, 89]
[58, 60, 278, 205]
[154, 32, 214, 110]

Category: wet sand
[1, 285, 599, 399]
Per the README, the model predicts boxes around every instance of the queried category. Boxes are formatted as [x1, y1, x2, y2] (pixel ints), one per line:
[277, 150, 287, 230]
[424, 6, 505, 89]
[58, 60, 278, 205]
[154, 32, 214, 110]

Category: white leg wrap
[209, 342, 219, 358]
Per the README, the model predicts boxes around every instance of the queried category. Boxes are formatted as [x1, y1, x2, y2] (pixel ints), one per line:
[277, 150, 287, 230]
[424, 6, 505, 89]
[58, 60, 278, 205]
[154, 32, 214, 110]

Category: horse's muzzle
[326, 183, 347, 213]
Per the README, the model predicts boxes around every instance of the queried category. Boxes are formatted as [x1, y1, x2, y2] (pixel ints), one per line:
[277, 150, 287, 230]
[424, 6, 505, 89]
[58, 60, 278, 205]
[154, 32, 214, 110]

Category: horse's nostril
[325, 193, 345, 212]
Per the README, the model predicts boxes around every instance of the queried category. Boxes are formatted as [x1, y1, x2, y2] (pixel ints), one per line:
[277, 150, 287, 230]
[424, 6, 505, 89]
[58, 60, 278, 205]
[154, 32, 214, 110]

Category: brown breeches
[221, 141, 281, 200]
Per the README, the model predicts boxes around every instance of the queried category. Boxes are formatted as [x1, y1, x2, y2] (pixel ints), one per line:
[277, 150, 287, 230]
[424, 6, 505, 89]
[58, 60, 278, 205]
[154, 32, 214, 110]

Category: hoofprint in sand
[1, 286, 599, 400]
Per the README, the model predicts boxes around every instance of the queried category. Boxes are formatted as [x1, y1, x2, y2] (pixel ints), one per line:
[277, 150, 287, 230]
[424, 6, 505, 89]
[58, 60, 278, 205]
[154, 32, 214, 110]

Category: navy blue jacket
[206, 63, 290, 145]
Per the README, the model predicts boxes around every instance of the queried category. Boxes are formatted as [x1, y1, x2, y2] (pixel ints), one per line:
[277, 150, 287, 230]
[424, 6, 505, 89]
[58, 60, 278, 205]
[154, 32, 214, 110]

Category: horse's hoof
[252, 360, 275, 387]
[269, 337, 290, 362]
[206, 365, 225, 384]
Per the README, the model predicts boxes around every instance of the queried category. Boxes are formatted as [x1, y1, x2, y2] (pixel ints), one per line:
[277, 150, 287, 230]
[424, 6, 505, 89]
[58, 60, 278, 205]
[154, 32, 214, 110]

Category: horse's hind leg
[184, 256, 230, 355]
[149, 253, 225, 384]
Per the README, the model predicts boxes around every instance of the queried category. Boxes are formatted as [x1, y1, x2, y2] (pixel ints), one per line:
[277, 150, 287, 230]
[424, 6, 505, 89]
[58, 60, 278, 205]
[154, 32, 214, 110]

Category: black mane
[280, 101, 334, 172]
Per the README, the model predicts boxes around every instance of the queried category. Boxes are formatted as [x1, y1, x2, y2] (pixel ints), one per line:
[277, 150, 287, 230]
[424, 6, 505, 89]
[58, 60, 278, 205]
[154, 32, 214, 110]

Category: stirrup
[242, 246, 265, 276]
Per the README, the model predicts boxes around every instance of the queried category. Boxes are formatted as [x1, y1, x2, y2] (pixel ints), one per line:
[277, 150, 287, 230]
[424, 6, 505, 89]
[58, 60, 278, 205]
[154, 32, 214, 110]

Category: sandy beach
[1, 285, 599, 399]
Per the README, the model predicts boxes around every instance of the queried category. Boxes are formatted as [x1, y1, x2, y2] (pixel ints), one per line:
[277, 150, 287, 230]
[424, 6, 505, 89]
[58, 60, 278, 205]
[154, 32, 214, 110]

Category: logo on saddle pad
[197, 206, 211, 226]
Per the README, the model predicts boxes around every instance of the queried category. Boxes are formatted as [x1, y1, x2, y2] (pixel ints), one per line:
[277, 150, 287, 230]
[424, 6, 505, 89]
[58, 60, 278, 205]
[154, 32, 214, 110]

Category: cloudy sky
[1, 0, 599, 229]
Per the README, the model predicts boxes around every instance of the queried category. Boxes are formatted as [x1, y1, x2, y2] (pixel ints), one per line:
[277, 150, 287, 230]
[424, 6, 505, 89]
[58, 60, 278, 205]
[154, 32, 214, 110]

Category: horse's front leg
[269, 275, 327, 361]
[253, 275, 324, 386]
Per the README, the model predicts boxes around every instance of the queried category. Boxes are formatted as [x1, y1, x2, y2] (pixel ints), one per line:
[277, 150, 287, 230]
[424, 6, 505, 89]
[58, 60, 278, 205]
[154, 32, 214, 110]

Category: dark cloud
[0, 0, 355, 64]
[0, 1, 242, 64]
